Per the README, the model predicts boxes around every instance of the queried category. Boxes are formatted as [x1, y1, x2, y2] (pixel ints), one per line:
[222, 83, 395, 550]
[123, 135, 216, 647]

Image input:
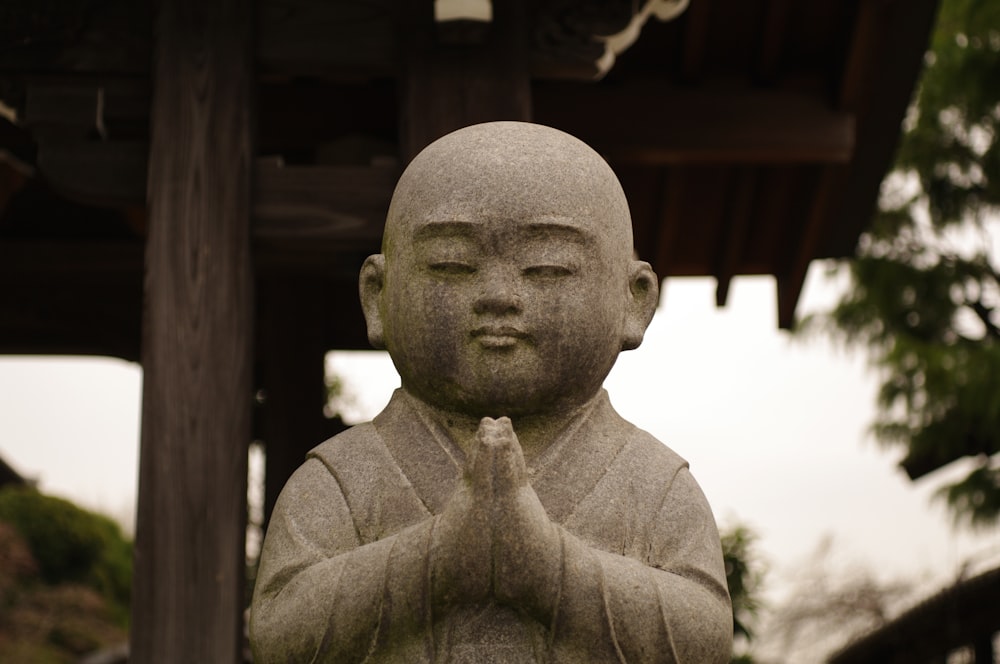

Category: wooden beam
[825, 0, 940, 258]
[0, 241, 143, 359]
[0, 241, 376, 361]
[24, 78, 855, 208]
[680, 0, 713, 82]
[23, 79, 150, 134]
[0, 240, 143, 275]
[772, 1, 887, 327]
[534, 82, 856, 165]
[255, 0, 665, 81]
[26, 148, 394, 250]
[652, 167, 685, 278]
[776, 165, 844, 328]
[0, 2, 150, 75]
[755, 0, 792, 83]
[715, 168, 757, 307]
[131, 0, 254, 660]
[838, 0, 883, 112]
[398, 0, 531, 161]
[36, 140, 148, 205]
[257, 0, 395, 77]
[253, 160, 395, 251]
[775, 0, 939, 321]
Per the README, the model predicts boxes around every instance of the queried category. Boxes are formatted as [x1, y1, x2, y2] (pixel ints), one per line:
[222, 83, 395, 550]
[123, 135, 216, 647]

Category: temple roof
[828, 566, 1000, 663]
[0, 0, 940, 359]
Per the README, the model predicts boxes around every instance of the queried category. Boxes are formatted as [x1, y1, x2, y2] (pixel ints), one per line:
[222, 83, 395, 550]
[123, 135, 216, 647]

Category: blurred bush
[0, 486, 131, 619]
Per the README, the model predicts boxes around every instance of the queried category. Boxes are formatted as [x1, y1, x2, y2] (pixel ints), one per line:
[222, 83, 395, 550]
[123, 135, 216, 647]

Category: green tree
[819, 0, 1000, 526]
[721, 524, 766, 663]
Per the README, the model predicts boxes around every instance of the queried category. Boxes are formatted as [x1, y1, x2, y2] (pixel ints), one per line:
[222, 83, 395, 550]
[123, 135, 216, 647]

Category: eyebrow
[412, 220, 481, 241]
[411, 218, 595, 246]
[522, 221, 594, 246]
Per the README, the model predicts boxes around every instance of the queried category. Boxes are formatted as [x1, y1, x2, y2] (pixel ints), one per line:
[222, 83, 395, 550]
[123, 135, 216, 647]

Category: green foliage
[324, 369, 356, 421]
[820, 0, 1000, 527]
[721, 524, 765, 663]
[0, 486, 131, 617]
[899, 0, 1000, 224]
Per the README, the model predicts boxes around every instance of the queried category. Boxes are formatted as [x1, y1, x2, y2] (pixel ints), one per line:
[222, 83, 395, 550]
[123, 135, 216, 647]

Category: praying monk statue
[250, 122, 732, 663]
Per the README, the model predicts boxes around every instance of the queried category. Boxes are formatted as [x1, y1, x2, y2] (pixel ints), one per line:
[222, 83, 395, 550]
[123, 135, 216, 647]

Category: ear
[359, 254, 387, 349]
[622, 260, 659, 351]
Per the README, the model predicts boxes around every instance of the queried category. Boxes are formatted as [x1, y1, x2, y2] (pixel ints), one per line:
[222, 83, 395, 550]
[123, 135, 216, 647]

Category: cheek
[388, 269, 460, 322]
[541, 279, 625, 364]
[533, 274, 624, 332]
[388, 281, 465, 364]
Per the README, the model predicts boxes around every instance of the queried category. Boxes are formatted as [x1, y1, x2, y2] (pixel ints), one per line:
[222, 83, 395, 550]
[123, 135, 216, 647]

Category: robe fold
[251, 389, 731, 663]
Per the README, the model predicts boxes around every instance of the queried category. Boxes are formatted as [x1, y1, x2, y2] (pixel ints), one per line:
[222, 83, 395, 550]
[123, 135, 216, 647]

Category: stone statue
[250, 122, 732, 663]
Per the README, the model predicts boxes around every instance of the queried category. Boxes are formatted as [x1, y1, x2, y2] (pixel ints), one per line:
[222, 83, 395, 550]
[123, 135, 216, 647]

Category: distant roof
[0, 455, 26, 488]
[828, 567, 1000, 663]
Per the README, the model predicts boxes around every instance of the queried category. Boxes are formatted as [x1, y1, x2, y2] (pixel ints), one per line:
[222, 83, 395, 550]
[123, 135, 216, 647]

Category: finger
[475, 416, 515, 448]
[481, 416, 527, 490]
[468, 420, 498, 497]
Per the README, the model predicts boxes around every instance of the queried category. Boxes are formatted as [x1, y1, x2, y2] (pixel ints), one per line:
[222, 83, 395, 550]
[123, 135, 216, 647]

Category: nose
[473, 268, 521, 316]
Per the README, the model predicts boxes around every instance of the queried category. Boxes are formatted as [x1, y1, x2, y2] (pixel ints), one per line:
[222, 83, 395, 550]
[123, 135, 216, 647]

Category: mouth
[471, 325, 530, 349]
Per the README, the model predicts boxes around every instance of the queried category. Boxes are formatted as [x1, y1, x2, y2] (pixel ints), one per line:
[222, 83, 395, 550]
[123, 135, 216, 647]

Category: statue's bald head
[360, 122, 659, 403]
[383, 122, 634, 262]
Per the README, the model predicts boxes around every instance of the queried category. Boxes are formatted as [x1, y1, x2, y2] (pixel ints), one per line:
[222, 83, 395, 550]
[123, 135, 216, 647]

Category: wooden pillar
[257, 277, 345, 528]
[131, 0, 254, 660]
[398, 0, 532, 161]
[973, 633, 994, 663]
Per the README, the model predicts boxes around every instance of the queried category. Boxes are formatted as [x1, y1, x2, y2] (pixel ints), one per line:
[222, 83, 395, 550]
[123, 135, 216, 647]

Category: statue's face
[384, 210, 625, 417]
[361, 123, 656, 417]
[362, 122, 656, 418]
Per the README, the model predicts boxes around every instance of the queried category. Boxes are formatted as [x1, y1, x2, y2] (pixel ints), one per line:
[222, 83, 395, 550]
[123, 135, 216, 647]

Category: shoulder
[570, 392, 698, 502]
[619, 426, 714, 519]
[270, 422, 388, 523]
[622, 425, 689, 477]
[592, 393, 690, 487]
[306, 421, 380, 469]
[306, 388, 420, 472]
[272, 423, 380, 507]
[595, 399, 717, 528]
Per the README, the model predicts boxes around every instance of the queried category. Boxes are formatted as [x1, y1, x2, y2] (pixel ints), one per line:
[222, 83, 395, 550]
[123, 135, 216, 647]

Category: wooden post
[398, 0, 531, 161]
[131, 0, 254, 660]
[257, 277, 345, 528]
[973, 633, 994, 663]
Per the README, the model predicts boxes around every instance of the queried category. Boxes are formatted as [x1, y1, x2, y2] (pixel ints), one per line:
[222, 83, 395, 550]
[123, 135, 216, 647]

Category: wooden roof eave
[827, 567, 1000, 664]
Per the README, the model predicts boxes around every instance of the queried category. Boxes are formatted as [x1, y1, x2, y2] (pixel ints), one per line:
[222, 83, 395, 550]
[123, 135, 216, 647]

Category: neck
[401, 390, 603, 466]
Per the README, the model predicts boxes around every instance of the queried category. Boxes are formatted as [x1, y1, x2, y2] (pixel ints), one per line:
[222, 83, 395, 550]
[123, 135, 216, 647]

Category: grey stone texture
[250, 122, 732, 662]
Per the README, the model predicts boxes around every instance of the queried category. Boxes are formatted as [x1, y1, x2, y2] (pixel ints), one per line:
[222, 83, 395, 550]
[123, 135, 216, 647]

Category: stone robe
[251, 389, 731, 663]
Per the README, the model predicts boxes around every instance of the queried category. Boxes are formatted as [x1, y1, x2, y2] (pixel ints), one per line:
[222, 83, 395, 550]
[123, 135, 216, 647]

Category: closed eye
[523, 264, 575, 278]
[428, 261, 477, 275]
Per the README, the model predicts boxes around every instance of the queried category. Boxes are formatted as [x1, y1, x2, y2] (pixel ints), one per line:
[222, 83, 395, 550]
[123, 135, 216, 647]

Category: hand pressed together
[432, 417, 562, 619]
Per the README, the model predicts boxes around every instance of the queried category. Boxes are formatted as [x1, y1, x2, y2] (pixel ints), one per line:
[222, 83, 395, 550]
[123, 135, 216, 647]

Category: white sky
[1, 261, 998, 608]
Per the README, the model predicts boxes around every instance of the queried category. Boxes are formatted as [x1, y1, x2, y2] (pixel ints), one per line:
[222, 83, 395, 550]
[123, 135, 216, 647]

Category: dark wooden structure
[0, 455, 28, 489]
[827, 567, 1000, 664]
[0, 0, 939, 660]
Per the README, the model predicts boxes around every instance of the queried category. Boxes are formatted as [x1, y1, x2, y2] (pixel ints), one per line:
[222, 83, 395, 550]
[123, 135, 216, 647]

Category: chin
[460, 382, 599, 419]
[417, 381, 543, 418]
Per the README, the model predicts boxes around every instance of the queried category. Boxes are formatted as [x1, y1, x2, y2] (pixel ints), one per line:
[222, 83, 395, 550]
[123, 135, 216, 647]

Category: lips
[471, 325, 530, 348]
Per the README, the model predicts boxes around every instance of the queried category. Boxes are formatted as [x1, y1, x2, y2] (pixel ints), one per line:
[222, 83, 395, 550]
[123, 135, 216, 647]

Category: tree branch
[970, 299, 1000, 339]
